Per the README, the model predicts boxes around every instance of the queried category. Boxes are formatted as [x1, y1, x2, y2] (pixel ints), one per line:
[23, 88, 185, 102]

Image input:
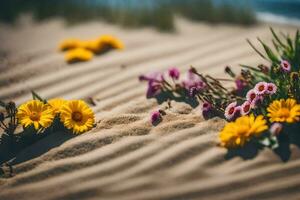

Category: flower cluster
[224, 82, 277, 121]
[17, 98, 95, 134]
[59, 35, 124, 63]
[140, 28, 300, 154]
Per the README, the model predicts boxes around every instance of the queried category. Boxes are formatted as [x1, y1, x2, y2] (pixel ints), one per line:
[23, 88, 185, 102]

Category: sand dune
[0, 17, 300, 199]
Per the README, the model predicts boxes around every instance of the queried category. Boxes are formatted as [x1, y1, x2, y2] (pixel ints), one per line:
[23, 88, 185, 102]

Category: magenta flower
[254, 82, 268, 95]
[233, 106, 242, 119]
[246, 89, 257, 102]
[146, 81, 162, 98]
[269, 123, 283, 136]
[202, 101, 212, 112]
[235, 78, 247, 92]
[139, 71, 164, 82]
[150, 110, 162, 125]
[280, 60, 291, 72]
[182, 70, 206, 97]
[241, 101, 251, 115]
[168, 67, 180, 80]
[224, 102, 237, 120]
[265, 82, 277, 95]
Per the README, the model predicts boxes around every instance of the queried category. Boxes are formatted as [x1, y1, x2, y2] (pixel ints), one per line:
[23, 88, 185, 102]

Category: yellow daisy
[60, 100, 95, 134]
[80, 40, 102, 53]
[59, 38, 82, 51]
[267, 98, 300, 123]
[64, 48, 94, 63]
[17, 100, 54, 130]
[99, 35, 124, 50]
[219, 114, 268, 148]
[48, 98, 67, 115]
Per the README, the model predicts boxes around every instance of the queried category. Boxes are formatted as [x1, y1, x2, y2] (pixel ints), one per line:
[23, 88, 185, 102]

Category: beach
[0, 16, 300, 199]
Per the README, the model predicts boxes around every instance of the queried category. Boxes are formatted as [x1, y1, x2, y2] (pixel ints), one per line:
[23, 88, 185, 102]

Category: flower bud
[258, 64, 269, 74]
[225, 66, 235, 78]
[290, 72, 299, 81]
[0, 112, 4, 122]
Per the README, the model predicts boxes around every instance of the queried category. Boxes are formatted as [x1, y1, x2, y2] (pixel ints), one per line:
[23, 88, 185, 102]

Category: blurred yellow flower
[17, 100, 54, 130]
[59, 38, 82, 51]
[219, 114, 268, 148]
[64, 48, 94, 63]
[267, 98, 300, 123]
[81, 40, 102, 53]
[60, 100, 95, 134]
[48, 98, 67, 115]
[99, 35, 124, 50]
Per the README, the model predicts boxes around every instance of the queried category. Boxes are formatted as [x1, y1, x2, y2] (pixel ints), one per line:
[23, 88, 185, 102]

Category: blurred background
[0, 0, 300, 32]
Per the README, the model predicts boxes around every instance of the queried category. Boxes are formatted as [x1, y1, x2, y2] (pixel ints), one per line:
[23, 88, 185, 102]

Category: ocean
[212, 0, 300, 26]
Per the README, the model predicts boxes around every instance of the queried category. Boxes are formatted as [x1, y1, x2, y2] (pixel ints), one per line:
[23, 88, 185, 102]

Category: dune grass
[0, 0, 256, 32]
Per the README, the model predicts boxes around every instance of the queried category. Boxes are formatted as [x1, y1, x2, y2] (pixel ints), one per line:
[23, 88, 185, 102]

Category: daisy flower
[146, 81, 162, 98]
[17, 100, 54, 130]
[60, 100, 95, 134]
[254, 81, 268, 95]
[59, 38, 82, 51]
[48, 98, 67, 115]
[219, 114, 268, 148]
[280, 60, 291, 72]
[267, 98, 300, 123]
[224, 102, 237, 120]
[265, 83, 277, 95]
[65, 48, 94, 63]
[246, 89, 257, 102]
[241, 101, 251, 115]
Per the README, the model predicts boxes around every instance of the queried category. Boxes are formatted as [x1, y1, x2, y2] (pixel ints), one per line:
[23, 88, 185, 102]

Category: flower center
[268, 86, 273, 91]
[250, 93, 256, 100]
[229, 107, 235, 115]
[258, 85, 265, 91]
[30, 111, 40, 121]
[278, 108, 290, 118]
[244, 105, 250, 112]
[72, 111, 83, 122]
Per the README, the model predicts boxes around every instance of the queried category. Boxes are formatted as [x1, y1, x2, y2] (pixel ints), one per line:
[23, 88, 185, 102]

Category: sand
[0, 16, 300, 200]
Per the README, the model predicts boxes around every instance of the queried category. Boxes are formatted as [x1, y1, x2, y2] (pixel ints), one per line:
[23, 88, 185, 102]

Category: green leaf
[31, 91, 47, 103]
[270, 27, 287, 49]
[258, 37, 279, 63]
[247, 39, 267, 60]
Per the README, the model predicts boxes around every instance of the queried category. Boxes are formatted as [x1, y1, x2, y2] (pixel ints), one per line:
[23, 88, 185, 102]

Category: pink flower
[265, 82, 277, 95]
[224, 102, 237, 120]
[241, 101, 251, 115]
[280, 60, 291, 72]
[250, 95, 264, 109]
[254, 82, 268, 95]
[269, 123, 282, 136]
[139, 71, 164, 82]
[168, 67, 180, 80]
[233, 106, 242, 119]
[182, 69, 206, 97]
[146, 81, 162, 98]
[246, 89, 257, 102]
[150, 110, 162, 124]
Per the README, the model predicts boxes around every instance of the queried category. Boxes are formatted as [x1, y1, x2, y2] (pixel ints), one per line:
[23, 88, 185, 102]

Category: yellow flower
[99, 35, 124, 50]
[17, 100, 54, 130]
[59, 38, 82, 51]
[267, 98, 300, 123]
[219, 114, 268, 148]
[64, 48, 94, 63]
[81, 40, 102, 53]
[48, 98, 67, 115]
[60, 100, 95, 134]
